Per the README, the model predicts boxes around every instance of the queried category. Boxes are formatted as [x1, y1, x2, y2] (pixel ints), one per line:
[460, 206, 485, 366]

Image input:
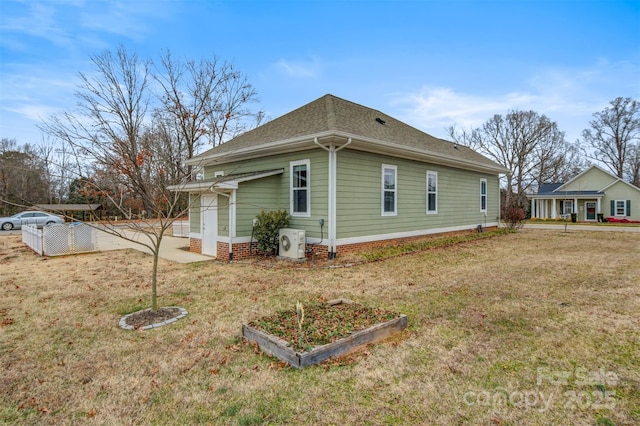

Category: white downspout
[229, 189, 236, 261]
[314, 137, 351, 258]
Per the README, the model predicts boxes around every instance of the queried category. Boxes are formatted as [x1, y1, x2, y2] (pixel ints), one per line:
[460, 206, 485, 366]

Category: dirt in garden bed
[248, 301, 400, 352]
[124, 307, 182, 329]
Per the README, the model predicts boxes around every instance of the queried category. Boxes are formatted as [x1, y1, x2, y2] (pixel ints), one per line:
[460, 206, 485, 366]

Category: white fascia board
[187, 130, 505, 175]
[185, 132, 335, 166]
[337, 132, 508, 175]
[530, 194, 604, 199]
[216, 181, 239, 189]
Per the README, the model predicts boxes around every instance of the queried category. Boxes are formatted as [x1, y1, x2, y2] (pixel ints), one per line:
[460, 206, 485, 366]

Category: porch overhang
[168, 168, 284, 193]
[530, 193, 605, 200]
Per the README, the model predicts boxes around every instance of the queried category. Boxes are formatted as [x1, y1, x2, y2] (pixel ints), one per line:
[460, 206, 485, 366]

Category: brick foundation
[335, 227, 497, 257]
[189, 238, 202, 254]
[191, 226, 497, 262]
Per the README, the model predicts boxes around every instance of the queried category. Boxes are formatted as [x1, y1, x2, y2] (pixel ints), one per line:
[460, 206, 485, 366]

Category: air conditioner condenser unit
[278, 228, 306, 260]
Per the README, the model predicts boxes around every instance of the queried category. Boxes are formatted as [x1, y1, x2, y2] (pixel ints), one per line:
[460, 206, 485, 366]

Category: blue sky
[1, 0, 639, 148]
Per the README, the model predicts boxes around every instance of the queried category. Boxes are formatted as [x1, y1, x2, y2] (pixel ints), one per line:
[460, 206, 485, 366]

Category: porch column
[551, 198, 557, 219]
[531, 198, 535, 218]
[574, 198, 578, 214]
[597, 198, 601, 214]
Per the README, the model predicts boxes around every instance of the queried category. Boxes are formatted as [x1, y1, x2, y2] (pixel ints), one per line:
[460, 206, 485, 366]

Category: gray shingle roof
[190, 94, 505, 173]
[33, 203, 102, 211]
[537, 183, 564, 194]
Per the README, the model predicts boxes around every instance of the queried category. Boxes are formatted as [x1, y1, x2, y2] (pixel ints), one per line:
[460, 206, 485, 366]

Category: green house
[173, 94, 507, 261]
[530, 165, 640, 222]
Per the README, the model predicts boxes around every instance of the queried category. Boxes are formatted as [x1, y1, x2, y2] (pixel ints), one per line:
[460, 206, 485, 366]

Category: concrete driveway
[96, 229, 213, 263]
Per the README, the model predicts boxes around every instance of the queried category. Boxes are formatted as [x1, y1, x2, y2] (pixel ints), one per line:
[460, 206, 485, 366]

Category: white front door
[201, 194, 217, 256]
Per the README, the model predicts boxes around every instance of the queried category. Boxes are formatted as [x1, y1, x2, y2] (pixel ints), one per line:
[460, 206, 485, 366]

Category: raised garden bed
[242, 299, 407, 368]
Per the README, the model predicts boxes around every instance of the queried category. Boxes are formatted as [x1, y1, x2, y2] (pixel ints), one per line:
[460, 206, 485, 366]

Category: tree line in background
[448, 97, 639, 210]
[1, 45, 263, 217]
[0, 44, 638, 218]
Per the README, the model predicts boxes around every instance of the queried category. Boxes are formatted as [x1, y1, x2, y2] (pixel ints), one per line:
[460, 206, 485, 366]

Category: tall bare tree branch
[582, 97, 640, 180]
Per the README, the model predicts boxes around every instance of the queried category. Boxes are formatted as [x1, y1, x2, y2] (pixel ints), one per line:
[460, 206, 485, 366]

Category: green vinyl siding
[336, 149, 499, 239]
[189, 194, 200, 234]
[602, 181, 640, 220]
[217, 195, 229, 237]
[235, 174, 285, 236]
[204, 148, 329, 238]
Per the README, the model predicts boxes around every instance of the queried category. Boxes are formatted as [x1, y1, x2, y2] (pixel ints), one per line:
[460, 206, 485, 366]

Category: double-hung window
[427, 171, 437, 214]
[291, 160, 310, 217]
[560, 200, 573, 215]
[613, 200, 630, 217]
[382, 164, 397, 216]
[480, 178, 487, 212]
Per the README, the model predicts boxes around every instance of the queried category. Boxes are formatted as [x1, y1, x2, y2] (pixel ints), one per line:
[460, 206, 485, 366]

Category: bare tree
[537, 142, 589, 185]
[0, 138, 49, 214]
[582, 97, 640, 180]
[42, 45, 155, 215]
[626, 142, 640, 187]
[40, 46, 177, 313]
[39, 46, 261, 316]
[154, 51, 263, 163]
[448, 110, 566, 206]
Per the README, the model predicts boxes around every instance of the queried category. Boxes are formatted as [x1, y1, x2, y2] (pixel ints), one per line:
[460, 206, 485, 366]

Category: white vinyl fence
[172, 220, 189, 238]
[22, 225, 43, 255]
[22, 223, 97, 256]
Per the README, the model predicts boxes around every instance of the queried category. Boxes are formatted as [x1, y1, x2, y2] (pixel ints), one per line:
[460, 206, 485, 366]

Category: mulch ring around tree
[119, 306, 188, 330]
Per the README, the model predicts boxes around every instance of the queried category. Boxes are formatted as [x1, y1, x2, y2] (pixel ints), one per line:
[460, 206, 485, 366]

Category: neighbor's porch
[530, 196, 604, 221]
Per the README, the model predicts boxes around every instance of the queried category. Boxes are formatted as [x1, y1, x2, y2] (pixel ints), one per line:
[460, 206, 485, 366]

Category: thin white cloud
[391, 60, 639, 143]
[0, 0, 173, 52]
[273, 57, 321, 78]
[0, 2, 75, 50]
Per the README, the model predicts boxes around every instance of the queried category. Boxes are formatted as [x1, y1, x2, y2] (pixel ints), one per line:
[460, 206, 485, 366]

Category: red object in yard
[606, 217, 640, 223]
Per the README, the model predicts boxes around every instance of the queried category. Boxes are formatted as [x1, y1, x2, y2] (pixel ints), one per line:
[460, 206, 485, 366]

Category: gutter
[187, 130, 506, 175]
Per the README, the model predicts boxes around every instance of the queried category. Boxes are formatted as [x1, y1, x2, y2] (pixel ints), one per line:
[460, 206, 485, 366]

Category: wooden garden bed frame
[242, 299, 408, 368]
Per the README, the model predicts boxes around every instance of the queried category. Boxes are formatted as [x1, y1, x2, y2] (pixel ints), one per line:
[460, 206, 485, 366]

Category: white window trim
[214, 170, 225, 177]
[290, 159, 311, 217]
[561, 200, 574, 215]
[381, 164, 397, 216]
[427, 171, 438, 214]
[614, 200, 626, 217]
[480, 178, 487, 213]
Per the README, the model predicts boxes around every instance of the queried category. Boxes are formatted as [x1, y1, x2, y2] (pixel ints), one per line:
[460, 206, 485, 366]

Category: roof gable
[536, 165, 640, 197]
[557, 165, 617, 192]
[189, 94, 505, 173]
[600, 175, 640, 194]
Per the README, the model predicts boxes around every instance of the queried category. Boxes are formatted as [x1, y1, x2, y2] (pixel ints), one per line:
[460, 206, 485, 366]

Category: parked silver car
[0, 211, 65, 230]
